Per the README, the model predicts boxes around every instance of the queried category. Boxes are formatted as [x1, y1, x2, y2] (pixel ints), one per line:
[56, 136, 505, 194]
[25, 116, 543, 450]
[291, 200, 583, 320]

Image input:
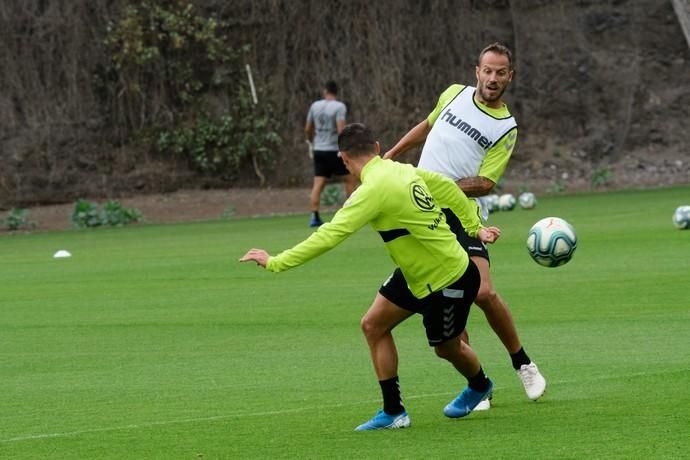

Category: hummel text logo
[441, 108, 493, 149]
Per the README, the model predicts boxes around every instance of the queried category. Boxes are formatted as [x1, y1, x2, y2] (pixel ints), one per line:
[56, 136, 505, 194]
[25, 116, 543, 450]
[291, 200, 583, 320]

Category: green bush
[320, 184, 343, 206]
[71, 200, 102, 228]
[102, 0, 281, 183]
[158, 110, 280, 179]
[591, 166, 612, 188]
[101, 200, 143, 227]
[3, 208, 34, 231]
[102, 0, 234, 127]
[72, 199, 142, 228]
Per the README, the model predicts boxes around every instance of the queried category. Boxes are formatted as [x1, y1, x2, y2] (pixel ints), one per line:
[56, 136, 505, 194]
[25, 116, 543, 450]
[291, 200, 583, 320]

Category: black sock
[510, 347, 531, 370]
[467, 367, 491, 393]
[311, 211, 320, 220]
[379, 376, 405, 415]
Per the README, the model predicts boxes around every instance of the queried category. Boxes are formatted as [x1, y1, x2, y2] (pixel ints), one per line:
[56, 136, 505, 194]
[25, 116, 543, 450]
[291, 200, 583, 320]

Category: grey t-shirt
[306, 99, 347, 151]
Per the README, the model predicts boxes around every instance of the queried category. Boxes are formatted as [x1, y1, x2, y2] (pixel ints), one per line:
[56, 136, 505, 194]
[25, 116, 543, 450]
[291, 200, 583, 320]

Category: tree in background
[99, 0, 279, 183]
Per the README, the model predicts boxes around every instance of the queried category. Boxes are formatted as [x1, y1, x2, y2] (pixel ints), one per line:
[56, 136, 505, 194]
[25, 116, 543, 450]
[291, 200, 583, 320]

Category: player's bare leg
[434, 336, 480, 378]
[471, 256, 522, 353]
[471, 255, 546, 400]
[355, 294, 414, 431]
[309, 176, 327, 226]
[360, 293, 414, 380]
[435, 337, 493, 418]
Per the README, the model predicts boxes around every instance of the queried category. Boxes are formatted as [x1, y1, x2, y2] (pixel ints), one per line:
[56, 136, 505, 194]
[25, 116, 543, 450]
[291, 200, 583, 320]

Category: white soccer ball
[673, 205, 690, 229]
[498, 193, 516, 211]
[526, 217, 577, 267]
[518, 192, 537, 209]
[486, 194, 500, 213]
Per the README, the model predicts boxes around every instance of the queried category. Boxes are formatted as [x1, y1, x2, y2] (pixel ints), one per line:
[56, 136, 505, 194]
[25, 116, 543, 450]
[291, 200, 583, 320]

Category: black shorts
[442, 208, 490, 261]
[378, 260, 481, 346]
[313, 150, 349, 178]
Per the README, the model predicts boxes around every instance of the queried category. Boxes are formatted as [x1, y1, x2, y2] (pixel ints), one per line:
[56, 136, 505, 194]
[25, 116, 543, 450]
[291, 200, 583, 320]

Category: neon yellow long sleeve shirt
[266, 156, 482, 298]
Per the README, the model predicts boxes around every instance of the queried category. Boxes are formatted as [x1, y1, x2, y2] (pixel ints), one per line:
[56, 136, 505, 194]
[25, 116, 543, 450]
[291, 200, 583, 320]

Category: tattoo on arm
[456, 177, 495, 197]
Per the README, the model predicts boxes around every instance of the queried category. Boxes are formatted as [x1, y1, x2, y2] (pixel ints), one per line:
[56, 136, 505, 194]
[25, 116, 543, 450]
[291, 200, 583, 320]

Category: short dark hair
[325, 80, 338, 95]
[478, 42, 513, 70]
[338, 123, 376, 156]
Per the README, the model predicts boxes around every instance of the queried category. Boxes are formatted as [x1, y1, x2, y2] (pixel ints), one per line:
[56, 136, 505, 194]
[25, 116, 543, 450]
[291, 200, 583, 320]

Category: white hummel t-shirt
[418, 84, 517, 219]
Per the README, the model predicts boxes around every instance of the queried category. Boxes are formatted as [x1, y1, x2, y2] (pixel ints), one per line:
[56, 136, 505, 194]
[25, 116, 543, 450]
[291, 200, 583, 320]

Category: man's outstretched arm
[382, 120, 431, 160]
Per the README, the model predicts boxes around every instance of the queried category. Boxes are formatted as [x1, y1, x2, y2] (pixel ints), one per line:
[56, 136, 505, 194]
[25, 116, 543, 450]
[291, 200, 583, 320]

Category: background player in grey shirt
[305, 81, 358, 227]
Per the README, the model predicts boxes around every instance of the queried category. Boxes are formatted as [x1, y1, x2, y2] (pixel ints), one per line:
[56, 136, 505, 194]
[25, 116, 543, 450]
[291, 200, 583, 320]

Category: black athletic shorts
[442, 208, 490, 261]
[379, 260, 481, 346]
[313, 150, 349, 178]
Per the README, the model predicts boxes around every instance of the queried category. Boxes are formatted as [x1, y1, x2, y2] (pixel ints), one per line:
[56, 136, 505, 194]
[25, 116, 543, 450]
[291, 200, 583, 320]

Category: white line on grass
[1, 391, 453, 443]
[1, 407, 310, 443]
[5, 367, 688, 443]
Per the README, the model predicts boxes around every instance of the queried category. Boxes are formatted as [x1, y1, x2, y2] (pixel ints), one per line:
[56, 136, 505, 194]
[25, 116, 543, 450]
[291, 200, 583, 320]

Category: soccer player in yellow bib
[241, 123, 501, 430]
[382, 42, 546, 409]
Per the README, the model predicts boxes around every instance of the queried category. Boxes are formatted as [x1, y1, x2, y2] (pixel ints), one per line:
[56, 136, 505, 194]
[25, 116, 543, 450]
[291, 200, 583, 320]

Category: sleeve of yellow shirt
[427, 84, 465, 126]
[478, 127, 518, 184]
[266, 184, 380, 272]
[415, 168, 482, 237]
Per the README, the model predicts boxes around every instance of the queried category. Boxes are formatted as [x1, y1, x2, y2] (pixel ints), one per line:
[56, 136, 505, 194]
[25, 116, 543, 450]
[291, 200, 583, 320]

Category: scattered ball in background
[672, 205, 690, 229]
[486, 194, 500, 213]
[518, 192, 537, 209]
[498, 193, 516, 211]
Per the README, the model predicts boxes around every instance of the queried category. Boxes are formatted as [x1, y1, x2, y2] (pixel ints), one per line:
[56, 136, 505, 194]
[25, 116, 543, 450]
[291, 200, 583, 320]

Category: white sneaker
[474, 397, 491, 411]
[517, 362, 546, 400]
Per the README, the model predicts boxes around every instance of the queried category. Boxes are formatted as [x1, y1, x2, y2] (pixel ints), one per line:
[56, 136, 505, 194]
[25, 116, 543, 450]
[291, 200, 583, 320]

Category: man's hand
[478, 226, 501, 244]
[239, 248, 270, 268]
[306, 140, 313, 159]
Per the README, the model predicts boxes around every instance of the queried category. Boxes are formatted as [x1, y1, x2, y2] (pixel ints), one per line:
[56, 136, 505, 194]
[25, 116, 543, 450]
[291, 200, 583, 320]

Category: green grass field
[2, 186, 689, 459]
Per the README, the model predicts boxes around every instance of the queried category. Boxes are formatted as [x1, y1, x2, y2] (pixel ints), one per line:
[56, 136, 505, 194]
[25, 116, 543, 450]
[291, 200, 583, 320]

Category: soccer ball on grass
[518, 192, 537, 209]
[485, 194, 500, 213]
[526, 217, 577, 267]
[498, 193, 516, 211]
[672, 205, 690, 229]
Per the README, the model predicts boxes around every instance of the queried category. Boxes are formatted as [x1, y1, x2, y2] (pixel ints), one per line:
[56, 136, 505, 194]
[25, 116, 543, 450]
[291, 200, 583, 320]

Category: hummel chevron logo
[443, 306, 455, 336]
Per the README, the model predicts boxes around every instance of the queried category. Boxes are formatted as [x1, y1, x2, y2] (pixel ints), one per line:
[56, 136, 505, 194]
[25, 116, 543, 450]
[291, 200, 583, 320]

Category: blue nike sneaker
[354, 409, 411, 431]
[309, 217, 323, 227]
[443, 380, 494, 418]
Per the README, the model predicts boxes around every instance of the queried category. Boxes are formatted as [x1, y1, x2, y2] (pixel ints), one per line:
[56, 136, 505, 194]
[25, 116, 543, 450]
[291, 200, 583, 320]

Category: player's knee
[475, 284, 498, 308]
[360, 314, 382, 340]
[433, 342, 454, 361]
[459, 329, 470, 345]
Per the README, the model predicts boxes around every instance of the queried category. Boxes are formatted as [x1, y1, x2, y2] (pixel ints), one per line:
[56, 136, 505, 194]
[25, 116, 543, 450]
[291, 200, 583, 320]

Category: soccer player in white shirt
[381, 43, 546, 408]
